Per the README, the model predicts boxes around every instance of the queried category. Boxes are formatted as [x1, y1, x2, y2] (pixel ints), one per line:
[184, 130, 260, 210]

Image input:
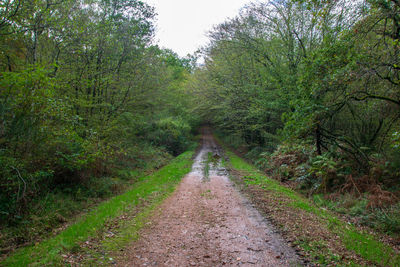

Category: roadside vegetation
[222, 146, 400, 266]
[0, 0, 199, 257]
[189, 0, 400, 241]
[2, 0, 400, 265]
[2, 149, 194, 266]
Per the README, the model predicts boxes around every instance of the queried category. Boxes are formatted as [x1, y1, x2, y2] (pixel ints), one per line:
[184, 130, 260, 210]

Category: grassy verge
[2, 150, 194, 266]
[312, 193, 400, 238]
[224, 149, 400, 266]
[0, 146, 173, 256]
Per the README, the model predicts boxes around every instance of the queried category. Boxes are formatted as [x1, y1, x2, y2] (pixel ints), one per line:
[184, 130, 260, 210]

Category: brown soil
[117, 129, 300, 266]
[236, 182, 368, 266]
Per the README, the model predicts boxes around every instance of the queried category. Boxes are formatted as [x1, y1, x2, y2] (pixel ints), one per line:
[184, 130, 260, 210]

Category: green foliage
[314, 194, 400, 237]
[2, 150, 194, 266]
[191, 0, 400, 200]
[225, 147, 400, 266]
[0, 67, 71, 220]
[393, 131, 400, 149]
[0, 67, 60, 144]
[309, 155, 337, 177]
[148, 116, 192, 155]
[0, 0, 198, 255]
[373, 204, 400, 234]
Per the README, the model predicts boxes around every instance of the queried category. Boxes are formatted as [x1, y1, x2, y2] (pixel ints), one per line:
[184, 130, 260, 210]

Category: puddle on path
[118, 128, 301, 267]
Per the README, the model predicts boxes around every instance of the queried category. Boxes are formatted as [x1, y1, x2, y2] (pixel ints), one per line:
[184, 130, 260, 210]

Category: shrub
[147, 116, 192, 155]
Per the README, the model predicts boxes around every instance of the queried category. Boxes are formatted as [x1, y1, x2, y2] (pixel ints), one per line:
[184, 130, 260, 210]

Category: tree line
[1, 0, 400, 250]
[0, 0, 198, 243]
[189, 0, 400, 194]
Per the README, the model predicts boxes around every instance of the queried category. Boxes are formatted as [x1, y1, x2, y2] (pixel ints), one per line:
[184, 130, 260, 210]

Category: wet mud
[118, 128, 300, 266]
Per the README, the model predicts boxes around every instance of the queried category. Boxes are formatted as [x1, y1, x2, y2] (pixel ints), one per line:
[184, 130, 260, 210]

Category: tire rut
[118, 128, 301, 267]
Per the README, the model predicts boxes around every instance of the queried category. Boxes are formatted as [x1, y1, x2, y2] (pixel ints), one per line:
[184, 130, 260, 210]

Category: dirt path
[118, 129, 300, 266]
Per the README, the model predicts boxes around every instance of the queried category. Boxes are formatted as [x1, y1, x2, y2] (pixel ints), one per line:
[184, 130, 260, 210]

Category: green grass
[203, 151, 220, 179]
[203, 152, 211, 178]
[224, 150, 400, 266]
[2, 150, 194, 266]
[0, 147, 174, 255]
[313, 193, 400, 237]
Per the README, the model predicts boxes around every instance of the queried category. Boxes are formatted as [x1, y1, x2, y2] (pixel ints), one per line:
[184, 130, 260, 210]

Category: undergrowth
[2, 149, 194, 266]
[224, 149, 400, 266]
[0, 145, 172, 256]
[231, 139, 400, 239]
[313, 194, 400, 237]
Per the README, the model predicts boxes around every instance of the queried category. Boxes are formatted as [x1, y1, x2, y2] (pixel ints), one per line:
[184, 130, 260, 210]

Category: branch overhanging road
[118, 128, 300, 266]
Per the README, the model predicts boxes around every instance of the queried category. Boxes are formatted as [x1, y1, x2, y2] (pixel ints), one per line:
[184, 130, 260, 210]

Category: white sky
[142, 0, 254, 57]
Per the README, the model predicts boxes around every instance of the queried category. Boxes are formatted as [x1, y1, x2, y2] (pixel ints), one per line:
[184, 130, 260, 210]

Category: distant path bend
[118, 127, 300, 266]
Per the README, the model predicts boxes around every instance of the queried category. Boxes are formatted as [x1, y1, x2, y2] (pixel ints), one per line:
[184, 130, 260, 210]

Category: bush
[147, 116, 192, 155]
[313, 193, 400, 237]
[373, 204, 400, 235]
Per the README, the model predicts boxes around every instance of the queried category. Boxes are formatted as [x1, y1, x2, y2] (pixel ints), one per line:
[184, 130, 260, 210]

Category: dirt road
[118, 129, 300, 266]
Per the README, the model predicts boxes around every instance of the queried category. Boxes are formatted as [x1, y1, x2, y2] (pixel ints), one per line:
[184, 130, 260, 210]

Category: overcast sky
[142, 0, 253, 57]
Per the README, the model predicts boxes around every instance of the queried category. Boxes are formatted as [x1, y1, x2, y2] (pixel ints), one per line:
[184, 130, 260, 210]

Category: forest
[1, 0, 400, 264]
[190, 0, 400, 237]
[0, 0, 199, 252]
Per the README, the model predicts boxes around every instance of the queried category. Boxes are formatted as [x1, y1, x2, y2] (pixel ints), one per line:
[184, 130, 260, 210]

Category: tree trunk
[316, 123, 322, 155]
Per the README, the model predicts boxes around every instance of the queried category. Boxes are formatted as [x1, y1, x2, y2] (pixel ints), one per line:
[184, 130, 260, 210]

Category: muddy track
[118, 128, 300, 266]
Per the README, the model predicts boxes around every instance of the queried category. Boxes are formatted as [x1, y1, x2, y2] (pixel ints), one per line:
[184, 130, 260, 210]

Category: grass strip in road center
[2, 150, 194, 266]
